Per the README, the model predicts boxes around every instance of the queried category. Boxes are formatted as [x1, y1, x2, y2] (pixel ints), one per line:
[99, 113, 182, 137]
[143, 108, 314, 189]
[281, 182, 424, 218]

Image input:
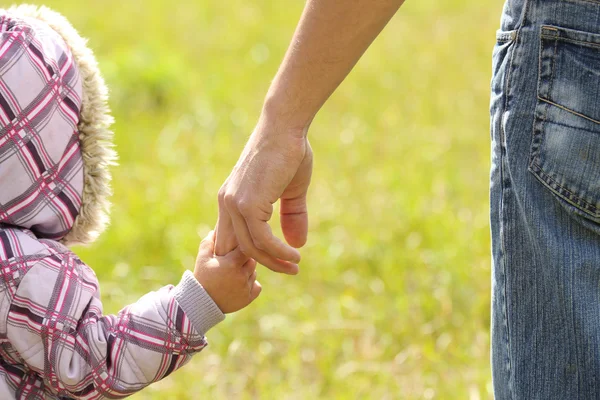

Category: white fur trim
[7, 4, 117, 246]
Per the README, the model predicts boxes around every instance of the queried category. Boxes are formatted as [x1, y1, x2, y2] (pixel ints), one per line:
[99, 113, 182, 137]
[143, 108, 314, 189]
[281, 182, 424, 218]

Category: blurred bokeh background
[18, 0, 503, 398]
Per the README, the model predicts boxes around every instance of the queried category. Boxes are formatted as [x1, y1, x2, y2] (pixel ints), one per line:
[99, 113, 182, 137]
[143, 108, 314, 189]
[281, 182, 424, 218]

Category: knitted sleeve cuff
[172, 270, 225, 336]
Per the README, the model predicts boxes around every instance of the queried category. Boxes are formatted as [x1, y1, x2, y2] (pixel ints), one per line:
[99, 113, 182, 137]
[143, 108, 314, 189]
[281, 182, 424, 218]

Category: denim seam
[571, 268, 581, 398]
[564, 0, 600, 5]
[529, 27, 552, 399]
[496, 1, 532, 396]
[549, 36, 559, 102]
[540, 35, 600, 50]
[529, 161, 600, 216]
[498, 119, 514, 400]
[541, 115, 600, 134]
[528, 33, 550, 192]
[529, 32, 554, 173]
[498, 2, 536, 395]
[504, 35, 517, 111]
[531, 35, 544, 166]
[499, 21, 525, 400]
[519, 0, 533, 29]
[538, 98, 600, 125]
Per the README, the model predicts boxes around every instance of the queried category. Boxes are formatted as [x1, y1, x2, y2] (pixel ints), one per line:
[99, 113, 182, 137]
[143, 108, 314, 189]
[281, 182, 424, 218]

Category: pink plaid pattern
[0, 13, 83, 241]
[0, 227, 208, 399]
[0, 11, 223, 399]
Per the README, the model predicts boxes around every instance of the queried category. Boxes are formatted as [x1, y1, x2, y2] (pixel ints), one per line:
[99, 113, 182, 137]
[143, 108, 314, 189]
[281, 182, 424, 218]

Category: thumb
[280, 140, 312, 248]
[280, 195, 308, 248]
[198, 230, 216, 257]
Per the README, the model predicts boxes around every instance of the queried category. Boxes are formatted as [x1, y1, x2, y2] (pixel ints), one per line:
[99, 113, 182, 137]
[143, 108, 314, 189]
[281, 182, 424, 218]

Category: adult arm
[215, 0, 405, 272]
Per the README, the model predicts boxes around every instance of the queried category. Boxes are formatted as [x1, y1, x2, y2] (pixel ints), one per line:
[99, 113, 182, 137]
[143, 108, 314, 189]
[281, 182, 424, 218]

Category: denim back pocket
[530, 25, 600, 220]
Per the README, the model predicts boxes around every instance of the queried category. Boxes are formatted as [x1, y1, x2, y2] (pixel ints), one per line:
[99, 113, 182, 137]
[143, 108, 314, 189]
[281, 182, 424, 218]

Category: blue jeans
[491, 0, 600, 398]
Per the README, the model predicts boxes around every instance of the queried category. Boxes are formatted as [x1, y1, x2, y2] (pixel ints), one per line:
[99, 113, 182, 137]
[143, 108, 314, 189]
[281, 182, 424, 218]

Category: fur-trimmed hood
[0, 5, 115, 246]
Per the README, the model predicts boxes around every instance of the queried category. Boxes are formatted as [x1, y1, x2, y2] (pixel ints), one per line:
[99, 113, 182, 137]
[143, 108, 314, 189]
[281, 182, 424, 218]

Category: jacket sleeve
[4, 251, 225, 399]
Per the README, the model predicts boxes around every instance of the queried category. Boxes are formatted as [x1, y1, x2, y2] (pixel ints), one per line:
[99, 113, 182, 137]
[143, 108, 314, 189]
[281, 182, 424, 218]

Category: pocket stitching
[541, 35, 600, 50]
[565, 0, 600, 5]
[529, 26, 600, 218]
[530, 33, 553, 167]
[537, 27, 600, 124]
[537, 97, 600, 125]
[530, 160, 600, 216]
[548, 34, 559, 103]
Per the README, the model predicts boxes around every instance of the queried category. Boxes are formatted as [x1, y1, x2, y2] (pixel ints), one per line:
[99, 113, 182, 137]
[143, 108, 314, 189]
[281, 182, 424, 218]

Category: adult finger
[250, 280, 262, 301]
[244, 216, 301, 263]
[280, 195, 309, 248]
[228, 206, 299, 275]
[280, 140, 312, 248]
[248, 269, 257, 284]
[215, 207, 238, 256]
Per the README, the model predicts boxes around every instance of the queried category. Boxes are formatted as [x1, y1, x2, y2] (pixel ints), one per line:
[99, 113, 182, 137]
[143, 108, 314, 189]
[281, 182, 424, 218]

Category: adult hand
[214, 117, 313, 275]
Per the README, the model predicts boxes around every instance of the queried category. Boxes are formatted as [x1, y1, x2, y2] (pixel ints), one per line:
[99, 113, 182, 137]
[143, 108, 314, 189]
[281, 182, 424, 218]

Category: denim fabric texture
[491, 0, 600, 398]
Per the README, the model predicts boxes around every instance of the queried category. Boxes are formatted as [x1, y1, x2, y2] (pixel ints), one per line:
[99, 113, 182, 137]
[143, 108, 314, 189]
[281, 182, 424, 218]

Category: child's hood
[0, 5, 115, 246]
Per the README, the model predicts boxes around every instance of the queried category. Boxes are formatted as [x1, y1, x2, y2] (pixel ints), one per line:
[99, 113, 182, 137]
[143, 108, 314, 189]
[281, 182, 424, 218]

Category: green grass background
[19, 0, 503, 398]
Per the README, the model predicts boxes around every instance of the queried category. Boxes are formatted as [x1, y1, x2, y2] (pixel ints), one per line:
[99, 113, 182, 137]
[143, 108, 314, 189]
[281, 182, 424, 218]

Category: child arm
[4, 253, 222, 398]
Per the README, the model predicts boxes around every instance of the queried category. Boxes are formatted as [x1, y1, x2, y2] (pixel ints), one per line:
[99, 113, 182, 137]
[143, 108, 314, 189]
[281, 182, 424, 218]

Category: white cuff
[172, 270, 225, 336]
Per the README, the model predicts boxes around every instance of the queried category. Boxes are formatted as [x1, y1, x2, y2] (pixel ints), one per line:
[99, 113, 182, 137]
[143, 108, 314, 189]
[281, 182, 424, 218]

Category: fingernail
[288, 264, 300, 275]
[290, 251, 301, 264]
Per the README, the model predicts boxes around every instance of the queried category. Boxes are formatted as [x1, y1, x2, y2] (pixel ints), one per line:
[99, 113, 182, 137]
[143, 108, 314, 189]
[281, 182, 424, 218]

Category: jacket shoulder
[0, 227, 73, 288]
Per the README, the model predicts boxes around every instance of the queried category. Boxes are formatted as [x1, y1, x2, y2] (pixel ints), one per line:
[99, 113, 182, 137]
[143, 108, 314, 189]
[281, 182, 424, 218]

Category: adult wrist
[261, 94, 313, 138]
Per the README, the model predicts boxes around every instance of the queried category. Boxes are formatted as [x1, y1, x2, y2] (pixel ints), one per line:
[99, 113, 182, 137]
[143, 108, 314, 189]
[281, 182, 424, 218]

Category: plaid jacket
[0, 7, 224, 399]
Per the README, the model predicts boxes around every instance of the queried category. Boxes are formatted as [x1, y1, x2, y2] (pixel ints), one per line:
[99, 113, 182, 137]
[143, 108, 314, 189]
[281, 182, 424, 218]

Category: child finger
[197, 231, 216, 258]
[241, 258, 257, 276]
[199, 230, 215, 248]
[222, 246, 250, 267]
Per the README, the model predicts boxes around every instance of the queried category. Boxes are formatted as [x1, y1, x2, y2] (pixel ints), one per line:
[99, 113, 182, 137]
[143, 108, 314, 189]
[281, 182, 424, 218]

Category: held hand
[194, 231, 262, 314]
[215, 120, 313, 274]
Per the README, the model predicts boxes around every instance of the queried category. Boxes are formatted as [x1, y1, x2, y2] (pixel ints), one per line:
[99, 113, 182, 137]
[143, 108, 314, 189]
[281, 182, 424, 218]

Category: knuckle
[223, 192, 237, 208]
[234, 253, 248, 266]
[253, 231, 274, 252]
[239, 257, 251, 268]
[217, 189, 227, 205]
[245, 259, 256, 271]
[237, 199, 252, 215]
[252, 238, 264, 251]
[238, 244, 250, 255]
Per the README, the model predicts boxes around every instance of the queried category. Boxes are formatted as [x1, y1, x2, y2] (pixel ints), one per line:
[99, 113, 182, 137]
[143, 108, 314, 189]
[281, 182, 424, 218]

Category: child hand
[193, 231, 262, 314]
